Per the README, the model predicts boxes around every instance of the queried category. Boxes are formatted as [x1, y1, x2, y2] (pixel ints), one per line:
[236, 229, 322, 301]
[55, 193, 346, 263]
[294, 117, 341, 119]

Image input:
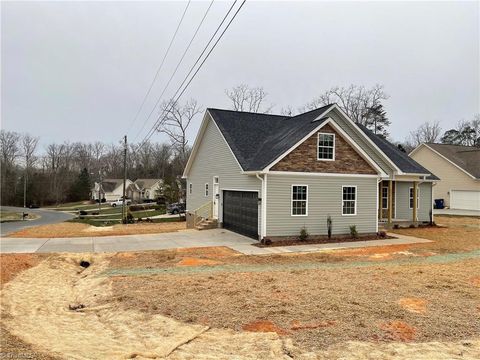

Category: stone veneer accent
[271, 123, 377, 174]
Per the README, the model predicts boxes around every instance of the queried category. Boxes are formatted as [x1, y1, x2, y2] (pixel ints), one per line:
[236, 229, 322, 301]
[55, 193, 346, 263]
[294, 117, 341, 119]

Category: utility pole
[23, 171, 27, 208]
[122, 135, 128, 224]
[98, 169, 103, 213]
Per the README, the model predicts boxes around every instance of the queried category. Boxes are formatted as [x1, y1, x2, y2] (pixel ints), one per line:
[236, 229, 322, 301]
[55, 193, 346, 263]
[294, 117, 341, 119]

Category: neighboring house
[128, 179, 163, 201]
[91, 179, 133, 202]
[410, 143, 480, 210]
[183, 104, 438, 240]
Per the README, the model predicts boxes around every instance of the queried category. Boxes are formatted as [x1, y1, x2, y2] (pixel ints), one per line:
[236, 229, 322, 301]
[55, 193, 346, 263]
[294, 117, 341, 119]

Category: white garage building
[410, 143, 480, 210]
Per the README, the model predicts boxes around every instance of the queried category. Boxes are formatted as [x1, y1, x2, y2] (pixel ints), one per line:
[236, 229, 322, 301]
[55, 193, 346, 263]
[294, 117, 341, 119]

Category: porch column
[378, 182, 382, 220]
[387, 180, 393, 224]
[413, 181, 418, 223]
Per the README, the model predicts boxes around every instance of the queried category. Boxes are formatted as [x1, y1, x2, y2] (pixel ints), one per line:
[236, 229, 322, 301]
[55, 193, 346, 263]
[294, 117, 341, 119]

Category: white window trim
[204, 183, 209, 197]
[381, 186, 388, 210]
[409, 187, 420, 209]
[342, 185, 357, 216]
[291, 184, 308, 217]
[317, 132, 335, 161]
[213, 176, 219, 184]
[189, 183, 192, 195]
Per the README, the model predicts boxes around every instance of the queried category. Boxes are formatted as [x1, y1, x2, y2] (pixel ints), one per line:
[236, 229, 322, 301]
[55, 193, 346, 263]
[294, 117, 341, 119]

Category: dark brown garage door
[223, 191, 258, 239]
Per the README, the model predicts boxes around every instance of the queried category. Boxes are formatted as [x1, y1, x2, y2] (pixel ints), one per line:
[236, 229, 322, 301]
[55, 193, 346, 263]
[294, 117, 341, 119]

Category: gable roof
[101, 179, 124, 192]
[206, 105, 435, 178]
[208, 105, 333, 171]
[416, 143, 480, 179]
[134, 179, 162, 189]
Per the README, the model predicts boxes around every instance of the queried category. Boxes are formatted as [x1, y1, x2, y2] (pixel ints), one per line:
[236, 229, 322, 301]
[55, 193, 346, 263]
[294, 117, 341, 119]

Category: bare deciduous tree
[305, 84, 391, 136]
[157, 98, 202, 167]
[225, 84, 272, 113]
[406, 120, 442, 151]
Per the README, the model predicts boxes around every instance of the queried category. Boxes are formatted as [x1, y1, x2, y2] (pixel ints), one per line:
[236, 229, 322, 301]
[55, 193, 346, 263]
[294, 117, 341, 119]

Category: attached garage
[222, 190, 258, 239]
[450, 190, 480, 211]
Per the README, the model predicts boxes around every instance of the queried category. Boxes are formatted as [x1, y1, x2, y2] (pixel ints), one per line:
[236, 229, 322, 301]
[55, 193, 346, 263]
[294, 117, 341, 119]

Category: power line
[138, 0, 246, 149]
[133, 0, 215, 142]
[126, 1, 191, 134]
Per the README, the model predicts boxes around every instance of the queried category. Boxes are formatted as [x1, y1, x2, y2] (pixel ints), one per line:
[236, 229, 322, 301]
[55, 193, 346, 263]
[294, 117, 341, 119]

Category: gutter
[255, 173, 267, 240]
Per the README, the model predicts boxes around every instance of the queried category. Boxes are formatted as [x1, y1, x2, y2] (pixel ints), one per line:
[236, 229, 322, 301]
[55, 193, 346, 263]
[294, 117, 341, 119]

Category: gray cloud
[2, 1, 478, 148]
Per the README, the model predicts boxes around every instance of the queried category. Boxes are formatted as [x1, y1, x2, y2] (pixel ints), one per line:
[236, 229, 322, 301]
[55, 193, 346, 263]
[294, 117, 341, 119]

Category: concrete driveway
[434, 208, 480, 217]
[0, 206, 75, 237]
[0, 228, 431, 255]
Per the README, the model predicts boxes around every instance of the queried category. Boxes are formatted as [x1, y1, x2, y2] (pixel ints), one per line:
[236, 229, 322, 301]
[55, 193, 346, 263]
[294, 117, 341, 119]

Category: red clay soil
[397, 298, 427, 314]
[471, 276, 480, 287]
[176, 257, 222, 266]
[379, 320, 417, 341]
[242, 320, 289, 335]
[0, 254, 44, 285]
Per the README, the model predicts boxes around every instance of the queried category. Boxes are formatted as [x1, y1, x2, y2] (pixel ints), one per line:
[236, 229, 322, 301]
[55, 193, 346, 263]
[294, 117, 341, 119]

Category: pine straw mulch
[7, 221, 186, 238]
[1, 253, 59, 360]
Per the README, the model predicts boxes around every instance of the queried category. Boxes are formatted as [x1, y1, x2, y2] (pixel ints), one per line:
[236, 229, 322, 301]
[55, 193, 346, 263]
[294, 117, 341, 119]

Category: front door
[213, 176, 219, 219]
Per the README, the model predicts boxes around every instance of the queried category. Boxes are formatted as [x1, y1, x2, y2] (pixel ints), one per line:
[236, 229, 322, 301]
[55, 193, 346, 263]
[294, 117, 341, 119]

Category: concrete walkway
[0, 229, 432, 255]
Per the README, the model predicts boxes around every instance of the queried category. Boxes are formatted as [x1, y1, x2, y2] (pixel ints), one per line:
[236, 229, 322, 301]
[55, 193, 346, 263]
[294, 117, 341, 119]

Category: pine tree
[68, 168, 91, 202]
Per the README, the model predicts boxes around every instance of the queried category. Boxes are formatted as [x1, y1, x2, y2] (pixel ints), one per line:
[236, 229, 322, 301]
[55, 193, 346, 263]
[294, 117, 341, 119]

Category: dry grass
[110, 259, 480, 351]
[8, 221, 186, 238]
[108, 215, 480, 351]
[1, 253, 59, 360]
[389, 215, 479, 253]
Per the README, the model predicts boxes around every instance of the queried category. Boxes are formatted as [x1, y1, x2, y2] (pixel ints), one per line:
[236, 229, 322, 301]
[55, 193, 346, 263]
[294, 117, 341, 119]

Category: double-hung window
[189, 183, 193, 195]
[291, 185, 308, 216]
[342, 186, 357, 215]
[317, 133, 335, 160]
[205, 183, 209, 197]
[381, 186, 388, 209]
[409, 187, 420, 209]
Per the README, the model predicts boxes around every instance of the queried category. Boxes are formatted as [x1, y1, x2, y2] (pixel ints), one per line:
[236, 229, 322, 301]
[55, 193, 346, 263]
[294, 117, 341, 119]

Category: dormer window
[317, 133, 335, 160]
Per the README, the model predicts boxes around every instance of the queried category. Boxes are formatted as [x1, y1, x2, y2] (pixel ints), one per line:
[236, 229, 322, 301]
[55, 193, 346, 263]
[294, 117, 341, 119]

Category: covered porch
[378, 177, 430, 228]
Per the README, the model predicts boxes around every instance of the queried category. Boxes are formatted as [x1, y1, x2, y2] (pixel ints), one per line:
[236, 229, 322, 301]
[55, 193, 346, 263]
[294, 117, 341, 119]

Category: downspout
[256, 173, 266, 240]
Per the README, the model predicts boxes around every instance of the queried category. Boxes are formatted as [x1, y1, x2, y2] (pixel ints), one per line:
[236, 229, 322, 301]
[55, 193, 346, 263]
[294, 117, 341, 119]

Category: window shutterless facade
[189, 183, 192, 195]
[291, 185, 308, 216]
[205, 183, 209, 197]
[342, 185, 357, 215]
[317, 133, 335, 160]
[409, 187, 420, 209]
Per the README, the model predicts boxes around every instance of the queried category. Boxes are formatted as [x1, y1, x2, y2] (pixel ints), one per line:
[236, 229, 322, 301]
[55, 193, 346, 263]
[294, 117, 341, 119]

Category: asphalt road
[0, 206, 75, 237]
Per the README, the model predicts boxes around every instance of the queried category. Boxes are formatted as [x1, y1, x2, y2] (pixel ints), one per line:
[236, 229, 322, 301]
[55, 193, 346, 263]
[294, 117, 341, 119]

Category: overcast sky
[2, 0, 479, 149]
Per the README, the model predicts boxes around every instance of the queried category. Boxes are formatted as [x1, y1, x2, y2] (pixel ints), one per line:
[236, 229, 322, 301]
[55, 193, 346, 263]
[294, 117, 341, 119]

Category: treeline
[0, 130, 188, 206]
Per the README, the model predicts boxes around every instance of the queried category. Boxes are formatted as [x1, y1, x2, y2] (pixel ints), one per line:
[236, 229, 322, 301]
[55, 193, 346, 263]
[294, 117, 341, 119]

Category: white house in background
[127, 179, 163, 201]
[91, 179, 133, 202]
[410, 143, 480, 210]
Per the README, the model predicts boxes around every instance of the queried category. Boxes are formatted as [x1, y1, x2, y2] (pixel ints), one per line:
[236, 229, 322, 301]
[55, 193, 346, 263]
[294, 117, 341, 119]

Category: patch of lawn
[0, 211, 38, 222]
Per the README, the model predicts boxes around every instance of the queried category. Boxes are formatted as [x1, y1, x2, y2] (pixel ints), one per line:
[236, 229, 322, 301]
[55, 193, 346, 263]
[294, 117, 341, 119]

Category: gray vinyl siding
[266, 174, 378, 236]
[329, 109, 395, 175]
[395, 182, 432, 221]
[186, 114, 262, 233]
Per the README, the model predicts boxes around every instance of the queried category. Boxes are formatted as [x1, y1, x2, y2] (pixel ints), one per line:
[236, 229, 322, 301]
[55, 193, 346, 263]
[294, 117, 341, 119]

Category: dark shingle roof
[425, 143, 480, 178]
[207, 106, 438, 178]
[356, 124, 438, 179]
[208, 105, 332, 171]
[101, 179, 123, 192]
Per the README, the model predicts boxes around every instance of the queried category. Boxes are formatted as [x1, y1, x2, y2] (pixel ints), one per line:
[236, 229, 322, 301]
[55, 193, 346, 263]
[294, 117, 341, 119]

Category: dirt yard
[7, 220, 186, 238]
[1, 253, 59, 360]
[1, 215, 479, 359]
